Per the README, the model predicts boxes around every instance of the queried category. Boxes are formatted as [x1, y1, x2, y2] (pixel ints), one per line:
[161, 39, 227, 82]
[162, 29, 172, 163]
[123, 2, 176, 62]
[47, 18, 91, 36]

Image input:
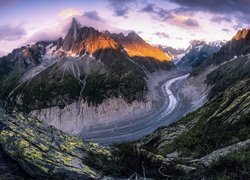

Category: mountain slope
[106, 31, 174, 71]
[176, 40, 223, 68]
[0, 108, 186, 179]
[137, 52, 250, 179]
[0, 18, 171, 111]
[212, 28, 250, 64]
[1, 54, 248, 179]
[158, 45, 185, 58]
[0, 18, 175, 137]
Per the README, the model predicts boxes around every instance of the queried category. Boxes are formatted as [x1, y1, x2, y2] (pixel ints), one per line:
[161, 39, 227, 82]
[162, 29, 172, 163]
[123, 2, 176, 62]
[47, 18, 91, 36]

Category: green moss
[82, 165, 98, 177]
[205, 148, 250, 179]
[35, 164, 49, 174]
[146, 79, 250, 158]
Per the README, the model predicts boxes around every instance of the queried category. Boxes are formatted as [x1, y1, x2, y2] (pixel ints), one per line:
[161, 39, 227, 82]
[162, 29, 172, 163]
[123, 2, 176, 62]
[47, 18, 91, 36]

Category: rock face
[0, 108, 186, 179]
[158, 45, 185, 58]
[109, 32, 172, 61]
[198, 139, 250, 166]
[0, 18, 175, 140]
[140, 53, 250, 158]
[0, 111, 115, 179]
[0, 25, 249, 179]
[0, 41, 53, 74]
[136, 53, 250, 179]
[211, 28, 250, 65]
[106, 31, 174, 71]
[0, 136, 31, 179]
[30, 97, 153, 135]
[176, 40, 223, 68]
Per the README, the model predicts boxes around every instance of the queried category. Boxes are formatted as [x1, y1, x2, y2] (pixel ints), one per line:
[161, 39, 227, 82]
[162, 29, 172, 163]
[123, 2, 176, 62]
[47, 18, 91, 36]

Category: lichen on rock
[0, 111, 114, 179]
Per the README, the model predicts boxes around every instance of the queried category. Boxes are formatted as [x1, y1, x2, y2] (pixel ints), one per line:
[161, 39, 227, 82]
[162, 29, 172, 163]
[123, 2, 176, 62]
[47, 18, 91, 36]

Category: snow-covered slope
[175, 40, 225, 68]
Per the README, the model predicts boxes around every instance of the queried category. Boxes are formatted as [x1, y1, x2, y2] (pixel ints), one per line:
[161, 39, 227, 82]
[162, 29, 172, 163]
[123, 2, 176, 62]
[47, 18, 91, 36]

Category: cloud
[222, 28, 230, 33]
[167, 0, 250, 15]
[0, 24, 26, 41]
[106, 0, 138, 17]
[154, 32, 170, 38]
[83, 11, 105, 22]
[211, 16, 232, 24]
[183, 18, 199, 27]
[167, 0, 250, 26]
[141, 3, 156, 13]
[28, 31, 61, 43]
[28, 10, 123, 44]
[141, 3, 200, 29]
[57, 8, 81, 20]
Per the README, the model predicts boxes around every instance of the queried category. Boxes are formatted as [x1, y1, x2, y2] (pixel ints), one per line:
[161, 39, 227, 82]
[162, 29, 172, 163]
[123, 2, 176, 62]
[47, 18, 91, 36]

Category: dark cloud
[155, 32, 170, 38]
[183, 18, 199, 27]
[211, 16, 232, 24]
[222, 28, 230, 33]
[0, 0, 18, 9]
[141, 3, 200, 29]
[0, 24, 26, 41]
[83, 11, 104, 22]
[141, 3, 156, 13]
[167, 0, 250, 25]
[167, 0, 250, 15]
[106, 0, 137, 17]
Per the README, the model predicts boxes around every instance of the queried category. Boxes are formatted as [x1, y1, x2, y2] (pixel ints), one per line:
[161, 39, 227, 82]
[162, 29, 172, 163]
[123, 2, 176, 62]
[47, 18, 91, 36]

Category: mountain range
[158, 45, 185, 58]
[0, 18, 249, 179]
[0, 18, 174, 111]
[175, 40, 225, 69]
[0, 18, 175, 135]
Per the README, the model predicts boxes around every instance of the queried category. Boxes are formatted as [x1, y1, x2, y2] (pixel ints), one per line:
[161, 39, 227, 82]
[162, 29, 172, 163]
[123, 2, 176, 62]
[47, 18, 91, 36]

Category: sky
[0, 0, 250, 56]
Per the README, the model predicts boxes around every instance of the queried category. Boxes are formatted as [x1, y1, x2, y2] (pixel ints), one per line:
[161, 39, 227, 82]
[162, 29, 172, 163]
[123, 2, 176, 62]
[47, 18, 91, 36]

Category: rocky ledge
[0, 109, 115, 179]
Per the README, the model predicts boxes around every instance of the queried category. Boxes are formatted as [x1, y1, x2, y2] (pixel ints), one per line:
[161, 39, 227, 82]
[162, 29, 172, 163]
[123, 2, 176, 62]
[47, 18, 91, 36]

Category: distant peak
[126, 31, 144, 43]
[102, 30, 111, 36]
[127, 31, 139, 38]
[233, 28, 249, 40]
[190, 40, 206, 46]
[71, 17, 81, 29]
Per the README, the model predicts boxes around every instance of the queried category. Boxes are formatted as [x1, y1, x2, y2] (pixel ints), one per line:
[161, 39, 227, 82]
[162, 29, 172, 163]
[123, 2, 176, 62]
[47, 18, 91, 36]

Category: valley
[82, 71, 190, 144]
[0, 1, 250, 178]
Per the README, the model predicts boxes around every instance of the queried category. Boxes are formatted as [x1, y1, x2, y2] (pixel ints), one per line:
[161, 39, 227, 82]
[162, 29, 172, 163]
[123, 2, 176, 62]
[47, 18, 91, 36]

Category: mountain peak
[190, 40, 206, 46]
[127, 31, 143, 41]
[233, 28, 250, 40]
[71, 17, 81, 29]
[61, 18, 82, 51]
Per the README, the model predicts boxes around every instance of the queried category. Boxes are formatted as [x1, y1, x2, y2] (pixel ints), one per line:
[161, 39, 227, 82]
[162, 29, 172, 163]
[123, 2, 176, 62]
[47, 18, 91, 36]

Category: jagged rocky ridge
[212, 28, 250, 64]
[0, 47, 249, 179]
[0, 19, 249, 179]
[105, 31, 173, 71]
[0, 18, 174, 135]
[176, 40, 224, 68]
[193, 28, 250, 75]
[136, 53, 250, 179]
[0, 109, 190, 179]
[158, 45, 185, 58]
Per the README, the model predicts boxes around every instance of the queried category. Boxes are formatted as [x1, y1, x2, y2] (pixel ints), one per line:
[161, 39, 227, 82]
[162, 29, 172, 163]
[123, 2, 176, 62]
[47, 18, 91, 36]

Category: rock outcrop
[212, 28, 250, 64]
[176, 40, 223, 68]
[0, 110, 115, 179]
